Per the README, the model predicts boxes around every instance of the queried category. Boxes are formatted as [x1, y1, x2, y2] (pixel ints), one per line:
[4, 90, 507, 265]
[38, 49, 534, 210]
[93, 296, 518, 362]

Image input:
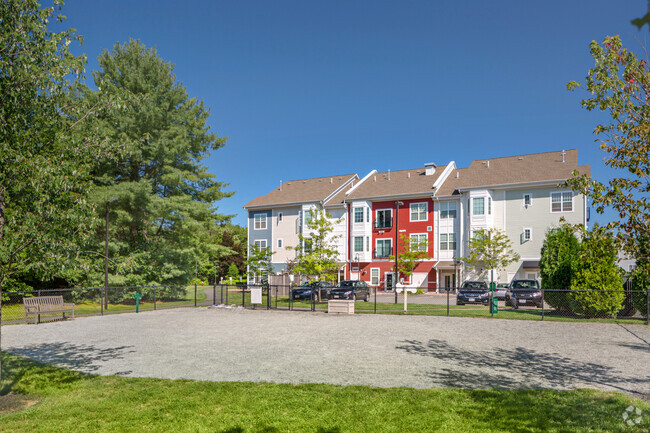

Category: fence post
[194, 281, 197, 307]
[100, 288, 104, 316]
[374, 287, 377, 314]
[447, 287, 450, 317]
[541, 287, 544, 321]
[154, 287, 157, 311]
[242, 284, 245, 307]
[213, 281, 216, 306]
[646, 286, 649, 326]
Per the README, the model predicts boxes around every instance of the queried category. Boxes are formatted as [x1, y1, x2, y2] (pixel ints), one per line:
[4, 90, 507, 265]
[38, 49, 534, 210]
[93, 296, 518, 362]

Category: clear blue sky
[61, 0, 648, 227]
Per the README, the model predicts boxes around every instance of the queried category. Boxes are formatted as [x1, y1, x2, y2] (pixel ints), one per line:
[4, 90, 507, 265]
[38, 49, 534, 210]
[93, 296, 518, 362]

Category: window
[254, 239, 267, 250]
[254, 214, 267, 230]
[488, 197, 492, 215]
[304, 209, 313, 225]
[472, 197, 485, 215]
[278, 212, 283, 223]
[277, 239, 283, 248]
[410, 202, 427, 222]
[551, 192, 573, 212]
[354, 207, 364, 223]
[370, 268, 380, 285]
[365, 236, 369, 252]
[302, 238, 312, 253]
[353, 236, 364, 253]
[523, 194, 531, 207]
[375, 209, 393, 228]
[410, 234, 428, 252]
[440, 233, 457, 251]
[365, 207, 370, 223]
[523, 228, 532, 242]
[375, 239, 392, 258]
[440, 202, 457, 219]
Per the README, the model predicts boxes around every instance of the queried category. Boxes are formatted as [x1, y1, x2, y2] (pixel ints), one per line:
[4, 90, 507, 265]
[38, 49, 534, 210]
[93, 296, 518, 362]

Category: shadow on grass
[7, 342, 135, 375]
[0, 352, 88, 396]
[396, 339, 650, 398]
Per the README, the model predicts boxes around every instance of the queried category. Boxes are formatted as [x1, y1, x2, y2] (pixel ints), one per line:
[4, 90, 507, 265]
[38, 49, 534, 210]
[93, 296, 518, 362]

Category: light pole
[394, 200, 404, 304]
[104, 197, 118, 311]
[355, 254, 360, 280]
[195, 259, 200, 307]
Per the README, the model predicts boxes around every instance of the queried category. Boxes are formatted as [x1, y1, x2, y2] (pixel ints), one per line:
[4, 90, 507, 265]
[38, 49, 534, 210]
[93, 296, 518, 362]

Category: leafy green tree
[463, 228, 520, 282]
[227, 263, 240, 280]
[79, 39, 233, 297]
[246, 244, 273, 286]
[569, 226, 624, 318]
[292, 206, 342, 301]
[539, 225, 581, 311]
[390, 234, 430, 312]
[0, 0, 125, 380]
[566, 36, 650, 264]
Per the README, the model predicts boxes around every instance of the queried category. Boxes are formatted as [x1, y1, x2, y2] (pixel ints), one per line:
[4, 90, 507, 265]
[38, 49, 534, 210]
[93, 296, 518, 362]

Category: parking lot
[4, 307, 649, 397]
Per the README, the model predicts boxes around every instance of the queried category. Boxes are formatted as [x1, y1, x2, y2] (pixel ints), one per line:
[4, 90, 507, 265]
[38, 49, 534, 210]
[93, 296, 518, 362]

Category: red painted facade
[347, 197, 438, 291]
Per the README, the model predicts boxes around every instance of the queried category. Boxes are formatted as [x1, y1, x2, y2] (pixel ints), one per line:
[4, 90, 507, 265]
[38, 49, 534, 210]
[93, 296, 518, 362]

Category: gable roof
[435, 149, 591, 197]
[345, 165, 449, 200]
[244, 174, 358, 209]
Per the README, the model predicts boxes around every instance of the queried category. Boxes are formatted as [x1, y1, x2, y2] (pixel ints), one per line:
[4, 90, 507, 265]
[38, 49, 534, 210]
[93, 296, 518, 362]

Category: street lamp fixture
[394, 200, 404, 304]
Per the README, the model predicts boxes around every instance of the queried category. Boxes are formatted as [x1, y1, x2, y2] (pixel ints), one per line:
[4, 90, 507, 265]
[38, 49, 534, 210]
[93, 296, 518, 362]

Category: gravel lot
[4, 307, 650, 396]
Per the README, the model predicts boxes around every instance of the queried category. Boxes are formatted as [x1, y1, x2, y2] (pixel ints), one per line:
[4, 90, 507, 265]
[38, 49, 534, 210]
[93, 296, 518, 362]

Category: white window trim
[375, 238, 392, 258]
[277, 239, 283, 248]
[523, 228, 532, 242]
[472, 197, 485, 216]
[254, 239, 268, 249]
[370, 268, 380, 285]
[439, 232, 457, 251]
[523, 193, 532, 207]
[440, 201, 457, 219]
[409, 202, 428, 222]
[353, 236, 364, 253]
[254, 214, 267, 230]
[409, 233, 428, 252]
[550, 191, 574, 213]
[375, 208, 393, 228]
[353, 207, 364, 223]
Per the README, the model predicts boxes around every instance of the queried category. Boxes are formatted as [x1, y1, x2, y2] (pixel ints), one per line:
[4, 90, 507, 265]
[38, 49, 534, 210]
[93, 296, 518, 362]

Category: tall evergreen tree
[539, 225, 581, 311]
[81, 39, 233, 294]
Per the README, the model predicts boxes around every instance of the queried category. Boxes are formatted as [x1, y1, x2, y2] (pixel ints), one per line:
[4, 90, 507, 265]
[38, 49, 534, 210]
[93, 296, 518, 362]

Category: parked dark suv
[456, 281, 489, 305]
[291, 281, 334, 300]
[328, 280, 371, 302]
[506, 279, 543, 308]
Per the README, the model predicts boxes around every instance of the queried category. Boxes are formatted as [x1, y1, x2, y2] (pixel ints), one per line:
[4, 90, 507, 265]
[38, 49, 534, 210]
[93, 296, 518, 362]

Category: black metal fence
[2, 284, 648, 325]
[1, 284, 213, 324]
[212, 284, 649, 324]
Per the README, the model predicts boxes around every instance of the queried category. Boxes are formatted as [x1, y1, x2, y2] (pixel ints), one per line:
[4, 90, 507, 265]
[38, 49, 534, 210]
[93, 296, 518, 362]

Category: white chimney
[425, 162, 437, 176]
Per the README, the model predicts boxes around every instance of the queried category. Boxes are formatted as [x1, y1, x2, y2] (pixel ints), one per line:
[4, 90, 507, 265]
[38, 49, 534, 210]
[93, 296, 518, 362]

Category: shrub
[539, 225, 580, 311]
[568, 228, 624, 318]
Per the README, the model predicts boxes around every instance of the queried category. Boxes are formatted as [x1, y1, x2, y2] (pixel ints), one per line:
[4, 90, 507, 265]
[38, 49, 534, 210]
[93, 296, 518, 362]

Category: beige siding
[272, 207, 300, 264]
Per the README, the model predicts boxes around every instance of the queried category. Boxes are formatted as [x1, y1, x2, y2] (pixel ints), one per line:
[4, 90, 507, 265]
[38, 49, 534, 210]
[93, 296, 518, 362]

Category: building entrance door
[385, 273, 395, 291]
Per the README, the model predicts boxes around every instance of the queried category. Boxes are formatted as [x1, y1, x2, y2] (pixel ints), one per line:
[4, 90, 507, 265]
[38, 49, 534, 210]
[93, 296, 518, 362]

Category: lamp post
[394, 200, 404, 304]
[355, 254, 360, 281]
[195, 259, 200, 307]
[104, 197, 118, 311]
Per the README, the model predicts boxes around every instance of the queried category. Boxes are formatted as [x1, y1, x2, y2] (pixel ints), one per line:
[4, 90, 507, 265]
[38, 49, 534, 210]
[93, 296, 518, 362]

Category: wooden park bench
[23, 296, 75, 324]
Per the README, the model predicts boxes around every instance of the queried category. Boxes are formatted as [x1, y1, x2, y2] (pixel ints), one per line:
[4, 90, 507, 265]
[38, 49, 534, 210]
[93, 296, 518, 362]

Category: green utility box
[489, 282, 498, 314]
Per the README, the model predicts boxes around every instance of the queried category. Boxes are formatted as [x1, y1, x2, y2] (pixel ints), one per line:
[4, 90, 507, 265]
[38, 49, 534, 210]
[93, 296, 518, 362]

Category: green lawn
[0, 353, 648, 432]
[2, 286, 209, 323]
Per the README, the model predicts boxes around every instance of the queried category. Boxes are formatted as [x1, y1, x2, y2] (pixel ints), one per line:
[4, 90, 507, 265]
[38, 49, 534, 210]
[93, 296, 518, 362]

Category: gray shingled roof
[435, 149, 590, 197]
[243, 174, 358, 208]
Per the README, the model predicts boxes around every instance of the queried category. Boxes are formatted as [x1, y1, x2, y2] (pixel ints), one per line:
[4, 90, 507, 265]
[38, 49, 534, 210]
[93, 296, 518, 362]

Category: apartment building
[244, 150, 590, 289]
